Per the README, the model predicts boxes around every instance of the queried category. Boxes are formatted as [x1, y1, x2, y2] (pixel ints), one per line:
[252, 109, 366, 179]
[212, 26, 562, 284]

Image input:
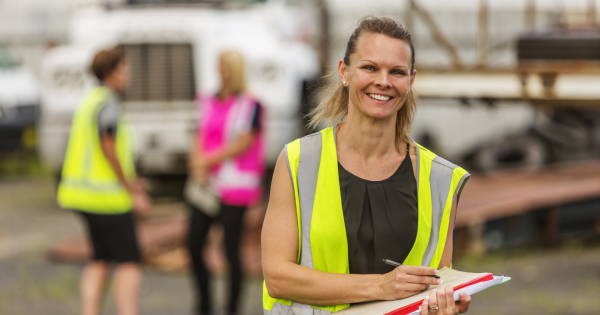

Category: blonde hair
[308, 16, 417, 151]
[220, 50, 247, 94]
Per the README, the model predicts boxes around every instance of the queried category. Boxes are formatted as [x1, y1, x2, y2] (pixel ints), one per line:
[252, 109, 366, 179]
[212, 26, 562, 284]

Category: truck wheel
[473, 135, 547, 172]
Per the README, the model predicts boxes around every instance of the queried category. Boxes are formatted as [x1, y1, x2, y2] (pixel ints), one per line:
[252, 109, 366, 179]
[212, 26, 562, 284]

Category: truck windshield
[128, 0, 266, 4]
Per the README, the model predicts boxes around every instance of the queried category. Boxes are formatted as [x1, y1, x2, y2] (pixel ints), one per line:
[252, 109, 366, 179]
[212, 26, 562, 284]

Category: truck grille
[123, 44, 196, 104]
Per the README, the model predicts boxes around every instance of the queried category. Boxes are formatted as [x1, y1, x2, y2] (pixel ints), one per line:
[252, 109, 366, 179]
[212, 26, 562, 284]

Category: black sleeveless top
[338, 146, 418, 275]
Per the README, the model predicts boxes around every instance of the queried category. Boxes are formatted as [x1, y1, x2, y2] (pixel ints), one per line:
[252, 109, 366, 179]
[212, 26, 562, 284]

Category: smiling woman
[261, 16, 472, 315]
[310, 16, 416, 151]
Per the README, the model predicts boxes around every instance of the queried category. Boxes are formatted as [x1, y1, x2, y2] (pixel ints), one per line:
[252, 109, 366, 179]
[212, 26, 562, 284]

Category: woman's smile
[366, 93, 394, 102]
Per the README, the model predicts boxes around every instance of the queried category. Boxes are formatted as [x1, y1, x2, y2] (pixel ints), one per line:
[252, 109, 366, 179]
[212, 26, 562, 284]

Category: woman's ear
[409, 69, 417, 89]
[338, 59, 348, 84]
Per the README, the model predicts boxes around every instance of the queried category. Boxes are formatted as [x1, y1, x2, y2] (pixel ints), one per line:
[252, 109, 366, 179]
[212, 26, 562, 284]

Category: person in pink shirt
[186, 50, 265, 315]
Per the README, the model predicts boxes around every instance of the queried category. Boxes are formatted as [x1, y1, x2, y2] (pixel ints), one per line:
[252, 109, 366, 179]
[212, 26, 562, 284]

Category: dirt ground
[1, 176, 599, 315]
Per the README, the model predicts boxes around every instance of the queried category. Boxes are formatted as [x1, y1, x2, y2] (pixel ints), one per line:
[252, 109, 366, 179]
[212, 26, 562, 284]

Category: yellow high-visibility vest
[263, 126, 470, 314]
[57, 86, 136, 213]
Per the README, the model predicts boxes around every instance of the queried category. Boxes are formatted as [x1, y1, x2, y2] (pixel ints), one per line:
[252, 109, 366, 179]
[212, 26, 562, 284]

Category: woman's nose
[375, 73, 391, 89]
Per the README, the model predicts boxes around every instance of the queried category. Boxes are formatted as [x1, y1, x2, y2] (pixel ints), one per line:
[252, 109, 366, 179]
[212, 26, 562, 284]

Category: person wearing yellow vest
[262, 17, 473, 315]
[57, 47, 151, 315]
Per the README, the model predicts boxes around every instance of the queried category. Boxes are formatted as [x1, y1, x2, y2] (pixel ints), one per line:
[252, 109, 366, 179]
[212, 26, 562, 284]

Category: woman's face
[106, 60, 130, 93]
[339, 32, 416, 121]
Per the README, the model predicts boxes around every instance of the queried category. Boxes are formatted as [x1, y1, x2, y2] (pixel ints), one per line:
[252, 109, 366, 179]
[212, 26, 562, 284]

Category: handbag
[183, 176, 220, 217]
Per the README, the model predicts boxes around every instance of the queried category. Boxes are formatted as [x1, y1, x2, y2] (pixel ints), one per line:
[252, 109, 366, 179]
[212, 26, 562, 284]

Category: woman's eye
[362, 65, 375, 71]
[392, 70, 406, 75]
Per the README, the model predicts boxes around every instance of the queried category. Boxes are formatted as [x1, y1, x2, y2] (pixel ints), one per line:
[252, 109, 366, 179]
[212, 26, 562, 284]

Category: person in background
[262, 16, 472, 315]
[186, 50, 265, 315]
[57, 46, 151, 315]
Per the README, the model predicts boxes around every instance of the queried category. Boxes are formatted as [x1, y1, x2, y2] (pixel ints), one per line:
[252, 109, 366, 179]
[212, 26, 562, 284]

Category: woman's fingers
[428, 289, 438, 312]
[401, 265, 439, 277]
[420, 296, 430, 315]
[406, 275, 443, 286]
[402, 283, 430, 292]
[444, 285, 455, 313]
[436, 287, 448, 312]
[455, 291, 471, 313]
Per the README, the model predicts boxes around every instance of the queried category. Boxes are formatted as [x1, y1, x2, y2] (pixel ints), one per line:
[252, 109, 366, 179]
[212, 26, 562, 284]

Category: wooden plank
[456, 160, 600, 227]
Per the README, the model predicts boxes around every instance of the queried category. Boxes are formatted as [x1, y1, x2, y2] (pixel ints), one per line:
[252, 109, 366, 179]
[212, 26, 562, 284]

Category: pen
[382, 259, 441, 279]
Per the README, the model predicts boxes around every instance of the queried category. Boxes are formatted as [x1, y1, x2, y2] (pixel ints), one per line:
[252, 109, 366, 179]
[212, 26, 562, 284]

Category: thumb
[456, 291, 471, 313]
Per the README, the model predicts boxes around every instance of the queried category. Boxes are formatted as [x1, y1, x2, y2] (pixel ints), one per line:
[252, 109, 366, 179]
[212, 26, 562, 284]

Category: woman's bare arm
[189, 131, 255, 175]
[261, 150, 440, 306]
[438, 198, 458, 268]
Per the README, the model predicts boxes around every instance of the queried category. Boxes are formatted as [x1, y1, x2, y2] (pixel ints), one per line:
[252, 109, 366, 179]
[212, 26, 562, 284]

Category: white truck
[0, 46, 40, 153]
[39, 0, 319, 178]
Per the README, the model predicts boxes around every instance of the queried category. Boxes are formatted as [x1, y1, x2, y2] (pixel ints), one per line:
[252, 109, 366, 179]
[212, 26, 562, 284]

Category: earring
[343, 81, 347, 86]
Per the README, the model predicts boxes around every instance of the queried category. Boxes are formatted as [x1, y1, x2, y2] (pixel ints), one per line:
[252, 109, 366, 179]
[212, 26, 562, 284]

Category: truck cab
[39, 0, 319, 177]
[0, 45, 40, 153]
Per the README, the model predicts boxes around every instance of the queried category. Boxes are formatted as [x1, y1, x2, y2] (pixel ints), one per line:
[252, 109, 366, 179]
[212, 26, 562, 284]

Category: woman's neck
[338, 107, 401, 161]
[218, 85, 236, 100]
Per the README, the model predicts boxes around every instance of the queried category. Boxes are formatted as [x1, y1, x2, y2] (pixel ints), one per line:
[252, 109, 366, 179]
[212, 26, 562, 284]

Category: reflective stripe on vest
[57, 86, 136, 213]
[263, 126, 470, 314]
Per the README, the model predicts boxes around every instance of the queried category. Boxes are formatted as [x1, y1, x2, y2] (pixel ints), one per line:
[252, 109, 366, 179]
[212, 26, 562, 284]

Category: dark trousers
[187, 203, 246, 315]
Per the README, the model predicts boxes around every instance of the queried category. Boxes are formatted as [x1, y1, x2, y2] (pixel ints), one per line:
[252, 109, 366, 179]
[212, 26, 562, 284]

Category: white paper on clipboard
[406, 276, 510, 315]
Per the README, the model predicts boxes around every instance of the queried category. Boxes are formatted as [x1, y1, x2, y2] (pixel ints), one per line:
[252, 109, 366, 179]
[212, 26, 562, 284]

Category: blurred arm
[100, 135, 138, 193]
[188, 135, 210, 184]
[100, 134, 150, 215]
[203, 131, 256, 166]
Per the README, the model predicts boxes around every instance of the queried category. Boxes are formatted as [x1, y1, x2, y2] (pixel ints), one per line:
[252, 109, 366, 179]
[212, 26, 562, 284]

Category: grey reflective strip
[291, 302, 316, 315]
[297, 133, 322, 269]
[270, 302, 294, 315]
[333, 124, 338, 142]
[265, 302, 332, 315]
[411, 139, 420, 187]
[284, 144, 293, 187]
[84, 88, 110, 179]
[61, 178, 124, 192]
[265, 133, 328, 315]
[421, 156, 455, 267]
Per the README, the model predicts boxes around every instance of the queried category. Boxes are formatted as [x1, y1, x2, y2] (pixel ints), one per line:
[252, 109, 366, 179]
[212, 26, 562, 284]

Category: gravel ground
[0, 177, 262, 315]
[454, 247, 600, 315]
[1, 176, 599, 315]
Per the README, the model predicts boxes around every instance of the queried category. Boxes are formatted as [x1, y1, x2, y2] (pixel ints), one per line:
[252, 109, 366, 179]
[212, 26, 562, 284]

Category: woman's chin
[361, 109, 397, 121]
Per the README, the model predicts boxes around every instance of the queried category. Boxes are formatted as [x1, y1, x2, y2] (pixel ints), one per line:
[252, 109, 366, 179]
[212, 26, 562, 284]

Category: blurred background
[1, 0, 600, 314]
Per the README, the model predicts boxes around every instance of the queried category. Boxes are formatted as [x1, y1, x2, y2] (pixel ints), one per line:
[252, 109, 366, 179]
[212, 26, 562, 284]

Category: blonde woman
[187, 51, 265, 315]
[262, 17, 472, 315]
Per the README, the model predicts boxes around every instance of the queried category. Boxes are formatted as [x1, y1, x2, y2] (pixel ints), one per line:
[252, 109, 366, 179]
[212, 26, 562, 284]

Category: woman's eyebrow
[359, 59, 409, 69]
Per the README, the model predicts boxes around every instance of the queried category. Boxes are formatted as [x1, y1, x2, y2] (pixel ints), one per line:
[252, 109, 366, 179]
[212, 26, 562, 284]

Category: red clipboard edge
[384, 273, 494, 315]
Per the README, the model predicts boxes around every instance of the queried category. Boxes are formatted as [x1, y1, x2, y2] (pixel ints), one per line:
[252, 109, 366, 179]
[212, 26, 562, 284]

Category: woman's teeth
[368, 94, 391, 101]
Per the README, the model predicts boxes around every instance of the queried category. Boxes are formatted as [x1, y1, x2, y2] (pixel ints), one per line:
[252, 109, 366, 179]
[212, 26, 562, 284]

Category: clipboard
[336, 267, 510, 315]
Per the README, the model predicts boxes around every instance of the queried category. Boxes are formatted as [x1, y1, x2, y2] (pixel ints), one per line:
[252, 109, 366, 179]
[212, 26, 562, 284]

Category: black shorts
[78, 211, 141, 263]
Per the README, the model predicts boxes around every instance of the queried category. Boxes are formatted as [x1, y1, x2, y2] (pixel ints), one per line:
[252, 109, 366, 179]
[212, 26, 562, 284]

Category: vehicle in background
[0, 45, 40, 153]
[462, 27, 600, 172]
[38, 0, 319, 180]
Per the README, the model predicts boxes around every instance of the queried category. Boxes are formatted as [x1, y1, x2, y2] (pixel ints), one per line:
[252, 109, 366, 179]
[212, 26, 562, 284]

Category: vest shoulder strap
[283, 129, 325, 268]
[410, 142, 470, 268]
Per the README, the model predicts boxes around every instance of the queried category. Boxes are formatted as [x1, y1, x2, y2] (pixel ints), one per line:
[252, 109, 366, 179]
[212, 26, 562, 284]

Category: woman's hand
[189, 154, 210, 184]
[420, 286, 471, 315]
[132, 190, 152, 216]
[380, 266, 442, 300]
